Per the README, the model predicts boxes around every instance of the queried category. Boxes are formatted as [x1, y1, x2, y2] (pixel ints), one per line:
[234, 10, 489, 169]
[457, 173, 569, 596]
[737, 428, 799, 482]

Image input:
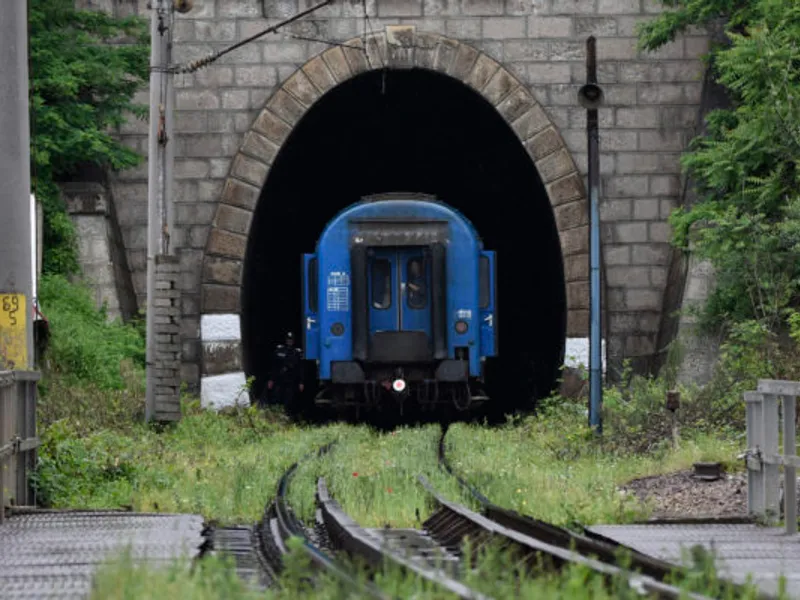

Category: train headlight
[455, 320, 468, 334]
[392, 379, 406, 393]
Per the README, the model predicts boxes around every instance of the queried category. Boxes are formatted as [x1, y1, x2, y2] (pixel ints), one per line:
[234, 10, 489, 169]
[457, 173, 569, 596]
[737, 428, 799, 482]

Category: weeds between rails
[435, 424, 770, 600]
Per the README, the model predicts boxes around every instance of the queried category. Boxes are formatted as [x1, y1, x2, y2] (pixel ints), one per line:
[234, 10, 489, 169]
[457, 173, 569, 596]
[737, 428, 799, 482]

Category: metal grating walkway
[0, 510, 205, 599]
[587, 523, 800, 598]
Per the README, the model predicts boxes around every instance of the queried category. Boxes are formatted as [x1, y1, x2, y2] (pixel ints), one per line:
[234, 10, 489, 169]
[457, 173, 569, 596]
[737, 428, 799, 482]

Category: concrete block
[202, 284, 241, 313]
[600, 199, 632, 221]
[536, 149, 575, 183]
[527, 63, 572, 84]
[554, 199, 588, 230]
[632, 198, 659, 220]
[495, 85, 536, 122]
[378, 0, 422, 16]
[605, 175, 649, 198]
[604, 245, 630, 266]
[322, 46, 353, 82]
[567, 281, 590, 310]
[598, 0, 640, 13]
[174, 159, 211, 180]
[462, 0, 505, 15]
[525, 127, 563, 161]
[214, 203, 253, 236]
[560, 224, 589, 255]
[203, 256, 243, 286]
[235, 65, 278, 88]
[638, 83, 686, 104]
[176, 89, 219, 110]
[547, 172, 584, 206]
[194, 20, 236, 42]
[231, 154, 269, 187]
[616, 107, 659, 128]
[511, 104, 551, 140]
[221, 90, 250, 110]
[482, 67, 519, 105]
[650, 265, 668, 286]
[504, 40, 549, 61]
[266, 88, 306, 126]
[206, 228, 247, 260]
[625, 289, 661, 310]
[649, 221, 672, 242]
[563, 253, 589, 282]
[446, 18, 481, 38]
[528, 16, 573, 37]
[465, 53, 500, 91]
[201, 371, 248, 409]
[615, 222, 648, 243]
[240, 131, 279, 164]
[574, 17, 617, 37]
[483, 17, 526, 39]
[252, 108, 292, 145]
[303, 56, 337, 94]
[596, 38, 638, 61]
[551, 0, 597, 14]
[599, 130, 638, 151]
[607, 266, 650, 287]
[221, 178, 261, 211]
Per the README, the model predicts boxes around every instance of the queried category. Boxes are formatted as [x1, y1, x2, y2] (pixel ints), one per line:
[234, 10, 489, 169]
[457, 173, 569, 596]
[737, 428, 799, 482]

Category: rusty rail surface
[0, 370, 40, 523]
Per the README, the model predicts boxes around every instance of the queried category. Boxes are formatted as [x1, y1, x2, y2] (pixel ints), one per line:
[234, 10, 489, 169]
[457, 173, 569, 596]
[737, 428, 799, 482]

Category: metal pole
[578, 37, 604, 434]
[0, 0, 34, 372]
[145, 0, 171, 421]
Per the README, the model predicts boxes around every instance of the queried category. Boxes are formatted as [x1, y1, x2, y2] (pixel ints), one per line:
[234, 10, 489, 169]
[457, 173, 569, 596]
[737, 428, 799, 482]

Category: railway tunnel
[241, 68, 567, 415]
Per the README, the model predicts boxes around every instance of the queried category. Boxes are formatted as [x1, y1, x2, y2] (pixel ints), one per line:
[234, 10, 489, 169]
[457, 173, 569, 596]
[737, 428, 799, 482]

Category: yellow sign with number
[0, 293, 27, 370]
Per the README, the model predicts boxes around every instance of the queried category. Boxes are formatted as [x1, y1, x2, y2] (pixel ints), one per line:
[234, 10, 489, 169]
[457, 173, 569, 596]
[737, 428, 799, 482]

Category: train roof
[316, 194, 481, 248]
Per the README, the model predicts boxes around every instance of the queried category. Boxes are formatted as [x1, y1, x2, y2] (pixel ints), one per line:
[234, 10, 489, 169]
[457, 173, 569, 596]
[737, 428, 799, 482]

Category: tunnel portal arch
[199, 30, 589, 409]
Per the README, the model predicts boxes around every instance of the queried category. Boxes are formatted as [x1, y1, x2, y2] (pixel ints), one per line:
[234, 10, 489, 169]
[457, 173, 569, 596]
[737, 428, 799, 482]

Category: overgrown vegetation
[638, 0, 800, 376]
[30, 0, 149, 275]
[89, 535, 769, 600]
[36, 273, 147, 434]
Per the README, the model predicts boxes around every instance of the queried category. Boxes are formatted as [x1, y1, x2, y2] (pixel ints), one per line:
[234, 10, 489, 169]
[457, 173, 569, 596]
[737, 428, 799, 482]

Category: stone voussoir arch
[198, 28, 589, 401]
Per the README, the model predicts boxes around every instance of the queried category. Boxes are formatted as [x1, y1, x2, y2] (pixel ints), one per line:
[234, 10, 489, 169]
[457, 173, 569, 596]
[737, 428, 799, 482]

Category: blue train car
[302, 193, 497, 411]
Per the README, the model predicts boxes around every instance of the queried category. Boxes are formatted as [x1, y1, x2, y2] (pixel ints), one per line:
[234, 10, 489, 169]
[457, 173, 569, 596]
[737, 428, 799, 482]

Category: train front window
[371, 259, 391, 309]
[407, 258, 427, 309]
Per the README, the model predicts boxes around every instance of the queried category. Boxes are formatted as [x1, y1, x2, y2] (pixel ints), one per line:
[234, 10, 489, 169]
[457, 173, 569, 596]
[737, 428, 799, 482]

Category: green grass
[445, 411, 742, 527]
[89, 535, 770, 600]
[34, 403, 348, 524]
[289, 423, 474, 528]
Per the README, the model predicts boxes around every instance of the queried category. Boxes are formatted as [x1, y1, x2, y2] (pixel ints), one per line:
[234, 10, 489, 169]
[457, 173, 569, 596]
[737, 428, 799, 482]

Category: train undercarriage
[313, 377, 489, 416]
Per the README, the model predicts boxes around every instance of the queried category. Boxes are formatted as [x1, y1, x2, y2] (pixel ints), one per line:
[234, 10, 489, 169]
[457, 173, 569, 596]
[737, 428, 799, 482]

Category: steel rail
[260, 441, 389, 599]
[417, 475, 711, 600]
[316, 476, 491, 600]
[436, 427, 772, 600]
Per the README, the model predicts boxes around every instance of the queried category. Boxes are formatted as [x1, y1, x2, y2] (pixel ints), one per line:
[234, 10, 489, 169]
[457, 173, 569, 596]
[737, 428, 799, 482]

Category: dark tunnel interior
[242, 68, 567, 416]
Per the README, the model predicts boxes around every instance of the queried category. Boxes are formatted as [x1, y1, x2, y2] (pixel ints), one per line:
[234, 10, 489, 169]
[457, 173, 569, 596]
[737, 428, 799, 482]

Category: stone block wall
[98, 0, 710, 399]
[62, 181, 138, 323]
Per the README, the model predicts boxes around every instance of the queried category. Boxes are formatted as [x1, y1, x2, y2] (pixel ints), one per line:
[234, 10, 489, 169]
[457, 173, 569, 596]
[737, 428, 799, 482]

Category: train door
[367, 247, 431, 335]
[399, 249, 431, 335]
[368, 248, 398, 335]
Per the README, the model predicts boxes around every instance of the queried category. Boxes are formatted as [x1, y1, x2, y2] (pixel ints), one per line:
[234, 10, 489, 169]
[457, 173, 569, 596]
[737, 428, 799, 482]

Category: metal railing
[744, 379, 799, 534]
[0, 370, 40, 523]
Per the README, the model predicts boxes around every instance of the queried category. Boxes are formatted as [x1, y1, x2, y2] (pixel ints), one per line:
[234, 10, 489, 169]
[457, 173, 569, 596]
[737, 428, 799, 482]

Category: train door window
[407, 257, 428, 309]
[308, 258, 318, 313]
[371, 259, 391, 309]
[479, 256, 490, 308]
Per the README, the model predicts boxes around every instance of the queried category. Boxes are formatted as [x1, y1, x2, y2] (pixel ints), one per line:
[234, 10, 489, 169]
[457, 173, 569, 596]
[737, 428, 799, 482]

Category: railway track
[206, 426, 760, 599]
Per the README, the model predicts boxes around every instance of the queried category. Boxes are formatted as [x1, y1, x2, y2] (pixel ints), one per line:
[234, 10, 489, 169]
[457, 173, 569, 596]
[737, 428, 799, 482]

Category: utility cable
[170, 0, 334, 74]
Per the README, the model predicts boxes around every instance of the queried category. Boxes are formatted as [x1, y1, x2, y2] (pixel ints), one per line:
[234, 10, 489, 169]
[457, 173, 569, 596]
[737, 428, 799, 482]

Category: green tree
[30, 0, 149, 274]
[638, 0, 800, 333]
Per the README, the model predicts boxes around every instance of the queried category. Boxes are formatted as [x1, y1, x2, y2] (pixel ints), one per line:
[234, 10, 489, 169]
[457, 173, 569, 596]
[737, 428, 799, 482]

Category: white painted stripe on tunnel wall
[564, 337, 607, 373]
[200, 371, 250, 409]
[201, 313, 241, 342]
